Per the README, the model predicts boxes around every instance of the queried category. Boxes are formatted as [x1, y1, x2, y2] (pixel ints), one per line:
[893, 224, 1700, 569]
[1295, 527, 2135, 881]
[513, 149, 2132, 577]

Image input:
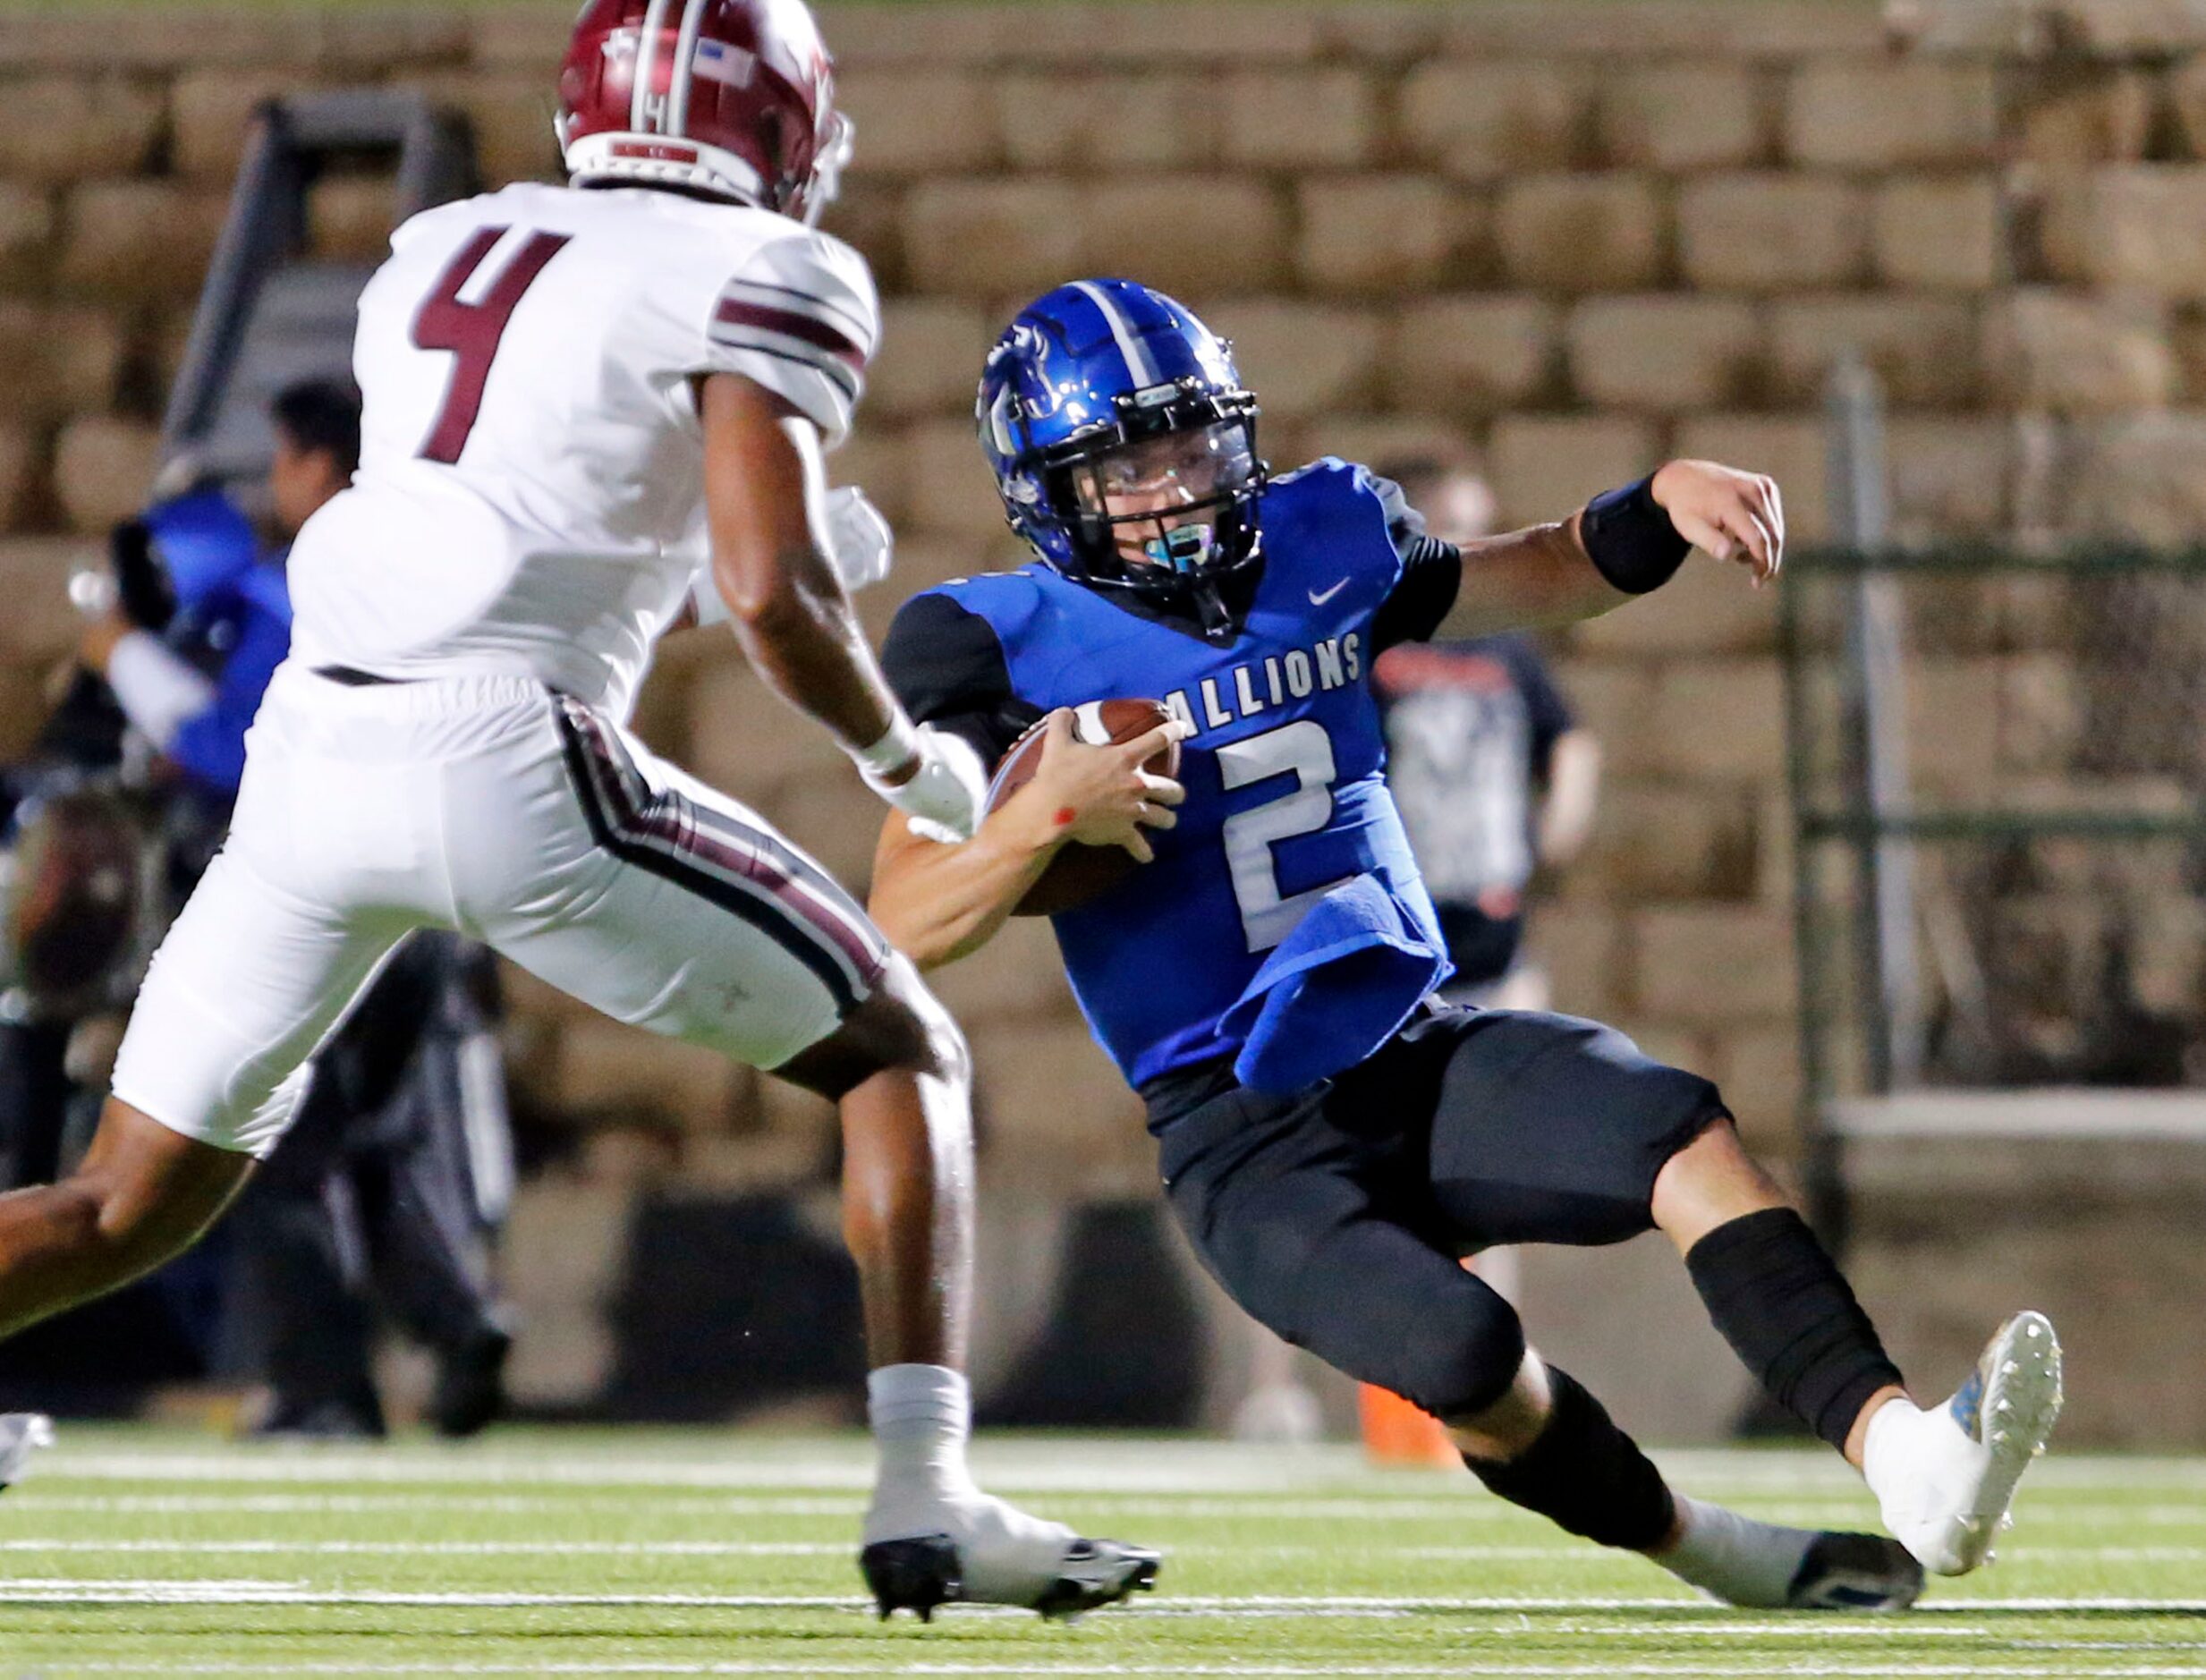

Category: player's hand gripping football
[863, 723, 991, 844]
[1025, 708, 1190, 865]
[1650, 459, 1784, 587]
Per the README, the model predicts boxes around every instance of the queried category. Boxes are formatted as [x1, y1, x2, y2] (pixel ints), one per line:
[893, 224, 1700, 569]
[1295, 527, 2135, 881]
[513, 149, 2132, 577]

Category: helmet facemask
[1036, 388, 1266, 641]
[795, 111, 853, 225]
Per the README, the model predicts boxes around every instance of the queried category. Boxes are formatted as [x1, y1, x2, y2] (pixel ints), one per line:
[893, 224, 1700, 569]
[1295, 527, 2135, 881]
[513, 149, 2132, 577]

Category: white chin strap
[558, 128, 773, 208]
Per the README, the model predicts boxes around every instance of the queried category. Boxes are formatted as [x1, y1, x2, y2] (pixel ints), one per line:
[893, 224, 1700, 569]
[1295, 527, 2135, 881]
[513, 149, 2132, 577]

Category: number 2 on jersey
[1218, 719, 1345, 953]
[412, 226, 572, 464]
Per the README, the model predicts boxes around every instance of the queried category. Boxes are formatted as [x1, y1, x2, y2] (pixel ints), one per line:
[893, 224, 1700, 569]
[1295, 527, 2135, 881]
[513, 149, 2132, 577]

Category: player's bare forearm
[700, 370, 903, 758]
[869, 798, 1065, 968]
[868, 713, 1186, 964]
[718, 544, 901, 753]
[1443, 513, 1629, 638]
[1536, 730, 1603, 866]
[1443, 462, 1783, 639]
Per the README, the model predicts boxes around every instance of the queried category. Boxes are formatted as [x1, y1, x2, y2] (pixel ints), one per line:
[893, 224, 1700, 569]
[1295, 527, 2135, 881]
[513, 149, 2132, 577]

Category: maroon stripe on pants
[565, 705, 884, 986]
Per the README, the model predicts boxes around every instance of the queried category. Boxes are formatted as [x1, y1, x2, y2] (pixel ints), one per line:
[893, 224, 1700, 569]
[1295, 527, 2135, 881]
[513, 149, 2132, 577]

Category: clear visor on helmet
[1068, 420, 1259, 578]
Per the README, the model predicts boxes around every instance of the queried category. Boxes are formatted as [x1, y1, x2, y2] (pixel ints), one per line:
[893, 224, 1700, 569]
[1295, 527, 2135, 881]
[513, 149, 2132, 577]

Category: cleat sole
[1950, 1311, 2063, 1573]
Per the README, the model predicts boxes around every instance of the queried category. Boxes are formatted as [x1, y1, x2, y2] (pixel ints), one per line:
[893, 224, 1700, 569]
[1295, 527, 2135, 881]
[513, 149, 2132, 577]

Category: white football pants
[111, 663, 887, 1156]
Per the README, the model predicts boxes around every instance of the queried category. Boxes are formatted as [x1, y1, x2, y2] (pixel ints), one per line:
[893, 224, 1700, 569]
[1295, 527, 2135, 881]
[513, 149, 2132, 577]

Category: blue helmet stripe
[1071, 279, 1162, 388]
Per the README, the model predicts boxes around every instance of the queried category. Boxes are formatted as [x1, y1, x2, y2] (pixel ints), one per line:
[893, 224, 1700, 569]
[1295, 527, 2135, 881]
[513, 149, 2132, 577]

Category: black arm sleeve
[879, 591, 1043, 768]
[1370, 534, 1464, 655]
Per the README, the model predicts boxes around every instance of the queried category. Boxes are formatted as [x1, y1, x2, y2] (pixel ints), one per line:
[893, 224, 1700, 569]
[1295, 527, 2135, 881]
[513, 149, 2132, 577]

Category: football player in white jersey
[0, 0, 1168, 1621]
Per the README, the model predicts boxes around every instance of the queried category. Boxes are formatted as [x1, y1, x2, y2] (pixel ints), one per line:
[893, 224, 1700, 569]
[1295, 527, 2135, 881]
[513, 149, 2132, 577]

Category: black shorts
[1141, 1006, 1725, 1417]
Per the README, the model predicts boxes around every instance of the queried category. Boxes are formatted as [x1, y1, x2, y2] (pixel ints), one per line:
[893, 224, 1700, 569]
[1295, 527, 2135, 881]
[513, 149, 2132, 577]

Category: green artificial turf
[0, 1426, 2198, 1676]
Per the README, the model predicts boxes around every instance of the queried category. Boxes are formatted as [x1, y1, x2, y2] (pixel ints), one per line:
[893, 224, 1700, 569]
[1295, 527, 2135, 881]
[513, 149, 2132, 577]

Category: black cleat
[861, 1534, 962, 1622]
[1786, 1530, 1925, 1611]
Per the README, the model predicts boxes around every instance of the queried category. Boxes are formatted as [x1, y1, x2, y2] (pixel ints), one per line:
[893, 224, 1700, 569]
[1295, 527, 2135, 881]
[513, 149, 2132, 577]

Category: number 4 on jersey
[412, 226, 573, 464]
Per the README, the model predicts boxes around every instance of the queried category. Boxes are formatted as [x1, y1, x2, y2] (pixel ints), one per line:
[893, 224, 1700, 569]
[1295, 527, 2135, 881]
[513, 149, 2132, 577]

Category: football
[987, 698, 1182, 917]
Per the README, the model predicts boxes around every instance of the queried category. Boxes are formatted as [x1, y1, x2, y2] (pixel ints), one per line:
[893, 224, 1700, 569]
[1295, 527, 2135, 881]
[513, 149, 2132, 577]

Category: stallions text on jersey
[288, 181, 878, 721]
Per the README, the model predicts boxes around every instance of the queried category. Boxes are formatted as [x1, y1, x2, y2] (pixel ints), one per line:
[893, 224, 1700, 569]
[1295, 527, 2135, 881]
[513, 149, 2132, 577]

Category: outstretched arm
[1438, 460, 1786, 639]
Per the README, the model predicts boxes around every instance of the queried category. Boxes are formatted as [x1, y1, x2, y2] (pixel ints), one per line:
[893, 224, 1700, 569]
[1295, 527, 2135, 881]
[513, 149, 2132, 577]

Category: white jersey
[288, 181, 879, 717]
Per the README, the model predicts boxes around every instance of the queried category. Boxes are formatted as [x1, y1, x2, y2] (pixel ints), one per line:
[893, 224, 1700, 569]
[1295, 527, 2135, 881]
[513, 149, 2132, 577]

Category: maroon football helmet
[556, 0, 853, 223]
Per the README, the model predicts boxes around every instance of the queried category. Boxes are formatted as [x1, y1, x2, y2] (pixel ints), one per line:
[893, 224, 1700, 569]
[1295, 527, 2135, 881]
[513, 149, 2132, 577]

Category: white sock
[866, 1364, 978, 1541]
[1657, 1495, 1815, 1608]
[1861, 1395, 1932, 1513]
[863, 1365, 1078, 1599]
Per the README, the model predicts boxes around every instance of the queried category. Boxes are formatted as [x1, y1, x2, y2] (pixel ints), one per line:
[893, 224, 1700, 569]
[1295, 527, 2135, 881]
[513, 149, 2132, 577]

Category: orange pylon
[1358, 1382, 1460, 1467]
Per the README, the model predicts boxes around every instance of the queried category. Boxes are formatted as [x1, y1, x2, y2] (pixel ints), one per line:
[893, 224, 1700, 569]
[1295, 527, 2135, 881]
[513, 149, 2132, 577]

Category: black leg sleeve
[1685, 1207, 1904, 1453]
[1463, 1366, 1676, 1552]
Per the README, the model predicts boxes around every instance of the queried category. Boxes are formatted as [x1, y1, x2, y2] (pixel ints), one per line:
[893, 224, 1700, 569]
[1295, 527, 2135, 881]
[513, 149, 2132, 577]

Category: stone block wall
[4, 3, 2206, 1420]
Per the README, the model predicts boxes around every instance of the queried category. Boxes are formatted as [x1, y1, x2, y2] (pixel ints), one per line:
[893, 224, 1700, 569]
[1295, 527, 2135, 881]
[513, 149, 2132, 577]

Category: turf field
[0, 1427, 2198, 1677]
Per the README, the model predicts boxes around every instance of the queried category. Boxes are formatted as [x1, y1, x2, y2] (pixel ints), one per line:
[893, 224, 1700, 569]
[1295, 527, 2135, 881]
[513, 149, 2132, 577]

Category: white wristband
[850, 712, 920, 777]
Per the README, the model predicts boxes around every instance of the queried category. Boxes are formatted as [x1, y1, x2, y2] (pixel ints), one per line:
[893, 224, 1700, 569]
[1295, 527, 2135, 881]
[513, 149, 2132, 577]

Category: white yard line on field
[33, 1446, 2206, 1497]
[10, 1491, 2204, 1534]
[0, 1539, 852, 1556]
[29, 1663, 2206, 1679]
[1, 1581, 2203, 1615]
[2, 1493, 870, 1517]
[8, 1537, 2194, 1565]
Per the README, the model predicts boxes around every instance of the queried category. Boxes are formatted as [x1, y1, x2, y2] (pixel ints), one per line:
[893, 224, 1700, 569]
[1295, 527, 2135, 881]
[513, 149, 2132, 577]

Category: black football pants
[1145, 1006, 1725, 1421]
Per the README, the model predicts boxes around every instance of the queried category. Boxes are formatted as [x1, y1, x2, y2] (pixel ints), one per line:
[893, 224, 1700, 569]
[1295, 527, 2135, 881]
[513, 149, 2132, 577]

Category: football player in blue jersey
[870, 278, 2063, 1610]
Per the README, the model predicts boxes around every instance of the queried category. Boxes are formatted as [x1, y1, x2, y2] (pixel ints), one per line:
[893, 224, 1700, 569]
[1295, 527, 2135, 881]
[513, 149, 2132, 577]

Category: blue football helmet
[977, 278, 1265, 639]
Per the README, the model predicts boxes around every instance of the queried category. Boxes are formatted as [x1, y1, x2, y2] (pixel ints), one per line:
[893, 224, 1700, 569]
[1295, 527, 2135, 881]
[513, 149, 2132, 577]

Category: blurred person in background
[1370, 453, 1601, 1013]
[0, 435, 306, 1228]
[28, 381, 515, 1436]
[0, 394, 335, 1392]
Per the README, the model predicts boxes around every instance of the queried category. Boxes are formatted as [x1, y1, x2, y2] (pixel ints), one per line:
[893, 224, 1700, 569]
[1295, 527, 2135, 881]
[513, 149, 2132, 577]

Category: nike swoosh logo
[1308, 578, 1350, 606]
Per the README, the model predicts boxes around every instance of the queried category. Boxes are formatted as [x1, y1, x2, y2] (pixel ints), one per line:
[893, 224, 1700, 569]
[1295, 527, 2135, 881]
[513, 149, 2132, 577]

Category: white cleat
[861, 1489, 1159, 1621]
[0, 1413, 54, 1492]
[1866, 1311, 2063, 1576]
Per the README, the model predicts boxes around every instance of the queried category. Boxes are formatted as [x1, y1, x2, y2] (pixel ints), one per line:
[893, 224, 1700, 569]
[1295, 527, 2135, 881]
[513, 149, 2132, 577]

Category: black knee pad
[1396, 1277, 1526, 1421]
[1463, 1365, 1676, 1552]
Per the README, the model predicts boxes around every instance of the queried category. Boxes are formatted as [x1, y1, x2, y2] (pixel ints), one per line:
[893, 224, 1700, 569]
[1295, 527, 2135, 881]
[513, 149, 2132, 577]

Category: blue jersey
[165, 559, 293, 796]
[884, 459, 1461, 1090]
